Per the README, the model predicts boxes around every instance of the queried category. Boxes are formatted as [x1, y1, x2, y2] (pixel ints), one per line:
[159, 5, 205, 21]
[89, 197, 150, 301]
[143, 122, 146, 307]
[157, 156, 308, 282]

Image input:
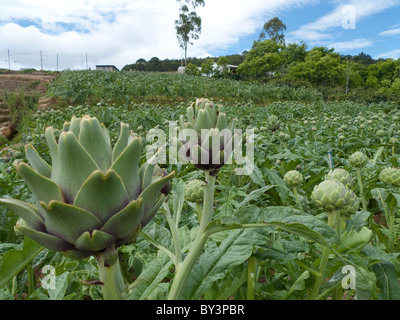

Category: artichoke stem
[309, 210, 336, 300]
[95, 244, 125, 300]
[168, 170, 216, 300]
[356, 168, 367, 211]
[292, 186, 303, 211]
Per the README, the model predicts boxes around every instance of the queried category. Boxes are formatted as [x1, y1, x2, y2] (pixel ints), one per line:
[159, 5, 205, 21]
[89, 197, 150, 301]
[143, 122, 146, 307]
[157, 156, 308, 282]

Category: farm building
[96, 65, 119, 71]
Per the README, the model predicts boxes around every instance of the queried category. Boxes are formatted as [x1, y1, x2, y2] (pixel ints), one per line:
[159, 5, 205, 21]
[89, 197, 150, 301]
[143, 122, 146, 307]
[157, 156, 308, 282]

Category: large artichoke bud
[311, 180, 350, 211]
[380, 167, 400, 187]
[283, 170, 303, 187]
[325, 168, 353, 188]
[0, 115, 175, 259]
[348, 151, 368, 168]
[178, 98, 235, 173]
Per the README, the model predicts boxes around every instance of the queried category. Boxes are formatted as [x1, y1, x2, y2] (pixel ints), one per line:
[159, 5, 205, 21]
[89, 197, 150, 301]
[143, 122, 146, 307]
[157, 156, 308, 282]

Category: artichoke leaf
[74, 230, 116, 252]
[0, 198, 45, 232]
[17, 224, 74, 252]
[112, 122, 130, 163]
[53, 131, 99, 203]
[194, 109, 215, 132]
[73, 169, 130, 224]
[101, 198, 143, 240]
[139, 171, 175, 217]
[25, 144, 52, 178]
[111, 135, 142, 199]
[15, 161, 64, 205]
[40, 200, 102, 245]
[78, 116, 112, 172]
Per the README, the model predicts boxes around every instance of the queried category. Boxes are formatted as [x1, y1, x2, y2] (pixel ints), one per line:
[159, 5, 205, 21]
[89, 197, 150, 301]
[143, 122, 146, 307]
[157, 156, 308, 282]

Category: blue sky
[0, 0, 399, 70]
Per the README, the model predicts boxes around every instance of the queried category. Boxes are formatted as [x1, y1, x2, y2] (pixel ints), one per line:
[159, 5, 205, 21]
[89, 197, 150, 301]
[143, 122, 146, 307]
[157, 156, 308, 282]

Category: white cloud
[326, 38, 373, 52]
[375, 49, 400, 59]
[0, 0, 317, 70]
[379, 28, 400, 37]
[287, 0, 400, 44]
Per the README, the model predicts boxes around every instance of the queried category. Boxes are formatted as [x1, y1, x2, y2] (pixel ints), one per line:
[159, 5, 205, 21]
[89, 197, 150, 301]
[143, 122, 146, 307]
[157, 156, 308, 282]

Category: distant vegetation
[121, 40, 400, 105]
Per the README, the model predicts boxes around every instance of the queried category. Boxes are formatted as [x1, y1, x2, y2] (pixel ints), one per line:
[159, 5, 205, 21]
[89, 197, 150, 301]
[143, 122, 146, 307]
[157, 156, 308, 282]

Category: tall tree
[175, 0, 205, 66]
[259, 17, 286, 44]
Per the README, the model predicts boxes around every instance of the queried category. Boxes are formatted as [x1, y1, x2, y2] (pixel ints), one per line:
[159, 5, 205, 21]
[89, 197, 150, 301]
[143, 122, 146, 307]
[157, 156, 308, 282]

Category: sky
[0, 0, 399, 71]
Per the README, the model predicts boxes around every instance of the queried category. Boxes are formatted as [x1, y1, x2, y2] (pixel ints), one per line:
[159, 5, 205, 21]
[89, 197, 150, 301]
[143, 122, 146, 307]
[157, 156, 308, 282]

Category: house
[96, 65, 119, 71]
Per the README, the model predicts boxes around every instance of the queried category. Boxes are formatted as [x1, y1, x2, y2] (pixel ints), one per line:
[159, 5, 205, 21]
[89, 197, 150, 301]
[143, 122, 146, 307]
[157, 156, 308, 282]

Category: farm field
[0, 70, 400, 300]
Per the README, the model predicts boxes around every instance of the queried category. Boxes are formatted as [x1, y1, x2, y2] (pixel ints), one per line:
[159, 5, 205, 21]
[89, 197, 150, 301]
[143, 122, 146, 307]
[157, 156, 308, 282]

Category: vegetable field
[0, 70, 400, 300]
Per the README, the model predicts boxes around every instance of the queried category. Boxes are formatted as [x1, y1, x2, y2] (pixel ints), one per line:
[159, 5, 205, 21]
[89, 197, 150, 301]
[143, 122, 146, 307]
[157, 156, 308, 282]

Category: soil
[0, 71, 59, 140]
[0, 71, 58, 95]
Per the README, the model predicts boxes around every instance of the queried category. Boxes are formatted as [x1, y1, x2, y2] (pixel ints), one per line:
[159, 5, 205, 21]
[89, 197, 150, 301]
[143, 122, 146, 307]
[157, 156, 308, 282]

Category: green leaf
[77, 116, 112, 171]
[25, 144, 52, 178]
[371, 261, 400, 300]
[237, 185, 275, 208]
[101, 199, 142, 240]
[237, 206, 339, 246]
[111, 135, 142, 200]
[286, 270, 310, 298]
[263, 168, 291, 205]
[15, 162, 64, 206]
[40, 200, 102, 245]
[52, 131, 99, 203]
[73, 169, 130, 224]
[355, 265, 376, 300]
[172, 178, 185, 227]
[337, 227, 372, 253]
[181, 228, 265, 300]
[127, 251, 173, 300]
[0, 237, 43, 289]
[74, 230, 116, 252]
[0, 198, 44, 231]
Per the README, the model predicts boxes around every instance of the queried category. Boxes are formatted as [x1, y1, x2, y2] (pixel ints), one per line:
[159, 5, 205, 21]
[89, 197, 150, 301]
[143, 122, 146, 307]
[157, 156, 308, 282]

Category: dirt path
[0, 71, 59, 140]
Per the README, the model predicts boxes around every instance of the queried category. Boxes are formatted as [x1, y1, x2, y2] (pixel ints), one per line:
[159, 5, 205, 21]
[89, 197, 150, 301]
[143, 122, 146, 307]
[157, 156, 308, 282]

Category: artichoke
[341, 188, 360, 216]
[266, 115, 280, 132]
[311, 180, 350, 211]
[0, 115, 175, 259]
[348, 151, 368, 168]
[283, 170, 303, 187]
[325, 168, 353, 188]
[178, 98, 235, 173]
[380, 167, 400, 187]
[185, 179, 205, 203]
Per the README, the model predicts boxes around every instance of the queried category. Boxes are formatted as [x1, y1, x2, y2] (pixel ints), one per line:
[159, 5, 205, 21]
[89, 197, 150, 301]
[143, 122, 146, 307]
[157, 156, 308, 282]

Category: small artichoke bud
[284, 170, 303, 187]
[325, 168, 353, 188]
[380, 167, 400, 187]
[311, 180, 350, 211]
[376, 130, 385, 137]
[348, 151, 368, 168]
[14, 218, 27, 236]
[185, 179, 205, 203]
[267, 115, 280, 132]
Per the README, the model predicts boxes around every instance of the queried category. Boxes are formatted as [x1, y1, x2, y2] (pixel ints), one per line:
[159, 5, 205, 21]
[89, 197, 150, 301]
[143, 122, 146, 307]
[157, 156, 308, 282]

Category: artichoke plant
[0, 115, 175, 299]
[380, 167, 400, 187]
[178, 98, 235, 174]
